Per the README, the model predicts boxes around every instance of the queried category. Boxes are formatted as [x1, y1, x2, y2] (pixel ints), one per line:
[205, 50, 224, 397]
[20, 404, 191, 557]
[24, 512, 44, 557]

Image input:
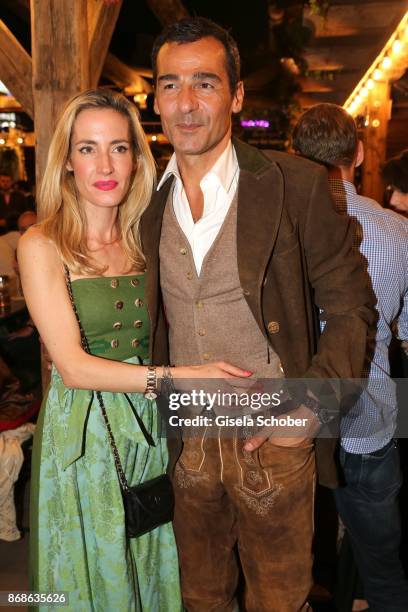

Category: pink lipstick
[93, 181, 118, 191]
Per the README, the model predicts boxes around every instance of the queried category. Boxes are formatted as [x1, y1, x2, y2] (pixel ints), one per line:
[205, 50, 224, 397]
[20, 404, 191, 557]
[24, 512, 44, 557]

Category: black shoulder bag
[64, 266, 174, 538]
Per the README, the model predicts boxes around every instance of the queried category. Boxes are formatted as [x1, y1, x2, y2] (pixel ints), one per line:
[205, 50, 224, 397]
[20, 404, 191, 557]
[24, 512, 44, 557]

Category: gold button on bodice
[196, 300, 204, 308]
[131, 339, 140, 348]
[113, 321, 122, 330]
[111, 339, 119, 348]
[267, 321, 280, 334]
[115, 300, 124, 310]
[110, 279, 119, 288]
[203, 352, 210, 361]
[187, 272, 193, 280]
[135, 298, 143, 308]
[134, 320, 143, 329]
[180, 247, 187, 255]
[131, 278, 140, 287]
[198, 329, 206, 336]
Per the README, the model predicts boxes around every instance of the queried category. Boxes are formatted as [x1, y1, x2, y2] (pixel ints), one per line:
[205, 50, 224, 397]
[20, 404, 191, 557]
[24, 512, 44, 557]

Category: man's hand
[244, 404, 321, 451]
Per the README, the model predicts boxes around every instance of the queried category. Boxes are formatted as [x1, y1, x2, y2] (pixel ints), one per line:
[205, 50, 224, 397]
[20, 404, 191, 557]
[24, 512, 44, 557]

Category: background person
[293, 102, 408, 612]
[382, 150, 408, 218]
[0, 174, 29, 234]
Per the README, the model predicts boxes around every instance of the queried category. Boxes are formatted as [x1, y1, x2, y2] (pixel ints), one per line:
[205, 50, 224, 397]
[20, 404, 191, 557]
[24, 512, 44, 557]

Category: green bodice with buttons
[71, 274, 149, 362]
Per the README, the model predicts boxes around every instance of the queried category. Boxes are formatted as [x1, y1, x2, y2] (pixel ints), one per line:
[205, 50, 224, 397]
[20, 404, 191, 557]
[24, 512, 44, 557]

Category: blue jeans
[335, 439, 408, 611]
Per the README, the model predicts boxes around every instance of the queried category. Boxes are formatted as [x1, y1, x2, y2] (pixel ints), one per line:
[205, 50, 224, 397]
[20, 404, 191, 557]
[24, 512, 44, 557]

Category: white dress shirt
[157, 142, 240, 274]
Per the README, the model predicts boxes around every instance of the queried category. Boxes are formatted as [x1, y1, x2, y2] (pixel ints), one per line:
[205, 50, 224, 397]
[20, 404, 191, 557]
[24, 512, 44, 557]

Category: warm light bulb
[151, 135, 157, 142]
[354, 95, 361, 106]
[372, 119, 380, 128]
[373, 69, 382, 81]
[381, 56, 392, 69]
[360, 87, 368, 98]
[17, 137, 24, 144]
[9, 121, 16, 128]
[0, 138, 5, 145]
[367, 79, 375, 90]
[392, 39, 402, 54]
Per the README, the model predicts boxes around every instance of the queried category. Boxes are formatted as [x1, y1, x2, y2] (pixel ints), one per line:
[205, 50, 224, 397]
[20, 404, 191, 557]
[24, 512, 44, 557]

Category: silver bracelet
[144, 366, 158, 400]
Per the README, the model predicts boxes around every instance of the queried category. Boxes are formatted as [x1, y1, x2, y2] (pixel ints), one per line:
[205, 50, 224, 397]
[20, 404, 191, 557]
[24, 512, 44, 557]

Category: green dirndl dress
[29, 275, 182, 611]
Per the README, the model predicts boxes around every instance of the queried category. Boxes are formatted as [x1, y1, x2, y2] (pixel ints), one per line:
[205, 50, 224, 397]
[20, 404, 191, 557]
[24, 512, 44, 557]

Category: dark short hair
[292, 103, 358, 168]
[151, 17, 241, 94]
[382, 150, 408, 194]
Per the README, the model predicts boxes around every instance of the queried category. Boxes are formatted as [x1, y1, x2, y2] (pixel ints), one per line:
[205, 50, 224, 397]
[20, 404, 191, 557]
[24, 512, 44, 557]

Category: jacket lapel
[140, 176, 173, 336]
[234, 139, 284, 326]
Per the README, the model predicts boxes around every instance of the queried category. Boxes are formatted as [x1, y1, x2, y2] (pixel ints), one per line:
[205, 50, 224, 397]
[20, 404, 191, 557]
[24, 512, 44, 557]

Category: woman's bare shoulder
[18, 225, 59, 264]
[19, 225, 54, 251]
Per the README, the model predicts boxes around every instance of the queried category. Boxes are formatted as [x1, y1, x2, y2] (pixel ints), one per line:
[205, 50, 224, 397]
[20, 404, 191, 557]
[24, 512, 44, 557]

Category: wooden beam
[104, 53, 152, 93]
[361, 81, 392, 202]
[88, 0, 123, 87]
[0, 20, 33, 116]
[304, 2, 406, 38]
[146, 0, 189, 26]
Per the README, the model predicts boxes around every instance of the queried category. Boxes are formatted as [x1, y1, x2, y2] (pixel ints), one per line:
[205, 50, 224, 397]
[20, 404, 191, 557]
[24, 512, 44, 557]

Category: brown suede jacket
[140, 138, 376, 488]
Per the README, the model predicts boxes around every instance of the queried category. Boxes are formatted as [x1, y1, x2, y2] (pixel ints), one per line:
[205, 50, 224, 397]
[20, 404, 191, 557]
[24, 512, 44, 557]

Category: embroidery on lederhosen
[233, 427, 283, 516]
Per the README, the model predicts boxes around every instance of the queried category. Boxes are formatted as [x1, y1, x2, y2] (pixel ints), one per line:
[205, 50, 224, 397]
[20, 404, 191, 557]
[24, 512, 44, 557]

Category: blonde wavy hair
[39, 88, 156, 274]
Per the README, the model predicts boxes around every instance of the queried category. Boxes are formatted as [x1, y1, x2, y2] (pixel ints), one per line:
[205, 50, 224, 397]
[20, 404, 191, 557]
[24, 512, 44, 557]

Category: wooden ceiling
[299, 0, 407, 108]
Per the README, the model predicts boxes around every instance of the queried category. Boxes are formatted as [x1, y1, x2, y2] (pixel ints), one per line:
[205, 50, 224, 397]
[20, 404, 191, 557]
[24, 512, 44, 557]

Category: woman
[382, 149, 408, 218]
[18, 89, 249, 611]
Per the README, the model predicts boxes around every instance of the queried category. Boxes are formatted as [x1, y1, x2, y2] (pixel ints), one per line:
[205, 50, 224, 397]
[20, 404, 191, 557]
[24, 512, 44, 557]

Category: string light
[381, 56, 392, 69]
[344, 11, 407, 115]
[392, 39, 402, 54]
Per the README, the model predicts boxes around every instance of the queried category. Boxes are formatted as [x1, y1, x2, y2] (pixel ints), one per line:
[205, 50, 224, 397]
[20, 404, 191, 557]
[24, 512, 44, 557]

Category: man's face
[154, 37, 243, 162]
[0, 175, 12, 192]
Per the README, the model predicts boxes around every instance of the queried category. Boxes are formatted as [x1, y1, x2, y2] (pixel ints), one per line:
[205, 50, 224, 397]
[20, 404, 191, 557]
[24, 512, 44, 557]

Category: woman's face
[389, 188, 408, 216]
[67, 108, 135, 212]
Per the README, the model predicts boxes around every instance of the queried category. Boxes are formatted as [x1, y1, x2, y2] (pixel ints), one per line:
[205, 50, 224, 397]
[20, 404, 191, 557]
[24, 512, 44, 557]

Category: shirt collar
[329, 177, 357, 197]
[157, 141, 238, 192]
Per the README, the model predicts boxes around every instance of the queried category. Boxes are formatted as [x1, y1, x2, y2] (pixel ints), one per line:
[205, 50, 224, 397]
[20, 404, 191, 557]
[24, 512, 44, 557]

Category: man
[293, 103, 408, 611]
[0, 174, 29, 233]
[17, 210, 37, 235]
[140, 18, 374, 612]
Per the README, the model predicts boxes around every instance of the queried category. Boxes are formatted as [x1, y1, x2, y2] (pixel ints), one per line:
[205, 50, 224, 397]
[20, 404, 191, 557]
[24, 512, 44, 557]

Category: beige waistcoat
[159, 191, 284, 390]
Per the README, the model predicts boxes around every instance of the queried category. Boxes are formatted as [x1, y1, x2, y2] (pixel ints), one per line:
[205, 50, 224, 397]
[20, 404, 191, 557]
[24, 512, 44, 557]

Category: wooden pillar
[30, 0, 90, 183]
[361, 81, 391, 203]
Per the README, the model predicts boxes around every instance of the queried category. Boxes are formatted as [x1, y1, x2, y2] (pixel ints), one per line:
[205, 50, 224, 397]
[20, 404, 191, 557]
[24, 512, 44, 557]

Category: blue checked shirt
[328, 179, 408, 453]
